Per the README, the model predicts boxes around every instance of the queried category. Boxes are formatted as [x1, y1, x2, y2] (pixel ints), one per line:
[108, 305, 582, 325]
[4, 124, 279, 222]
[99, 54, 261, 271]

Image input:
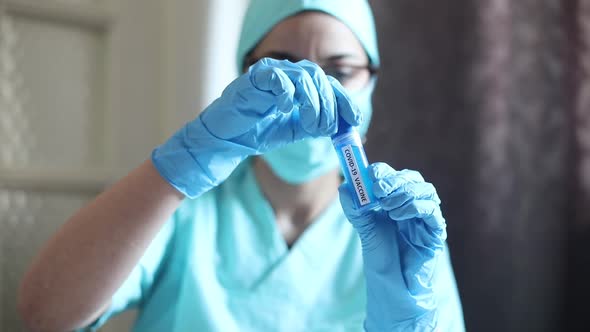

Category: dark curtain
[366, 0, 590, 331]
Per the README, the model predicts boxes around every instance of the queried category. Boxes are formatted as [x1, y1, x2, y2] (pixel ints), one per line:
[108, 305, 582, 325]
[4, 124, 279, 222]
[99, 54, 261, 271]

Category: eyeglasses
[244, 55, 378, 91]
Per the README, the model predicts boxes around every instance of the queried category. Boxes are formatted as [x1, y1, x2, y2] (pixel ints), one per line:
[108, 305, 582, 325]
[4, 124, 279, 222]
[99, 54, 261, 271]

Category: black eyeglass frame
[243, 55, 379, 78]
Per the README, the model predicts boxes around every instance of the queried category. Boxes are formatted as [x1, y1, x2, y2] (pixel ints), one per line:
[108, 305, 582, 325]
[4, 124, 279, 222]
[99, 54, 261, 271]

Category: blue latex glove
[152, 58, 361, 198]
[339, 162, 447, 331]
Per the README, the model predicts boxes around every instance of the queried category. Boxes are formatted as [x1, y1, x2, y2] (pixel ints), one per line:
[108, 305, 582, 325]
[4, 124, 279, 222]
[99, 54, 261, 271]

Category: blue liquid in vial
[332, 119, 378, 212]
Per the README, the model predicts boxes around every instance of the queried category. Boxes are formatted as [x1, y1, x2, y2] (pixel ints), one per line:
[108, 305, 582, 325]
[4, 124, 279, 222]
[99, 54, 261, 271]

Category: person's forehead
[252, 11, 366, 61]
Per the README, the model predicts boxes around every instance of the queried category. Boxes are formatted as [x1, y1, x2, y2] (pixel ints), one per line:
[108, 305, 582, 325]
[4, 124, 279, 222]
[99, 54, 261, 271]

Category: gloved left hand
[152, 58, 360, 198]
[339, 162, 447, 331]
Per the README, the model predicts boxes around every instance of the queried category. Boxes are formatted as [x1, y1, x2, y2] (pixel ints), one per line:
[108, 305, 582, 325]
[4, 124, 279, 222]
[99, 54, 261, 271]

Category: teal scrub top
[82, 160, 464, 331]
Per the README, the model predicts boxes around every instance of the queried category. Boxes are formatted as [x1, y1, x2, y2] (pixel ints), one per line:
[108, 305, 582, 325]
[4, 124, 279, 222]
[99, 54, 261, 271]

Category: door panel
[10, 14, 105, 168]
[0, 1, 153, 331]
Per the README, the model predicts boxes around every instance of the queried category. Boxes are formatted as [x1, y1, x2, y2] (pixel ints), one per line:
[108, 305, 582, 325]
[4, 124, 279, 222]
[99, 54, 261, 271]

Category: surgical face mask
[261, 80, 375, 184]
[351, 79, 375, 137]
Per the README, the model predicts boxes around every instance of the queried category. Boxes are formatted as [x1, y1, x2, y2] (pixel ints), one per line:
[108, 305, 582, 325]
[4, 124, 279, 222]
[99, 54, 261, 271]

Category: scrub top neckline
[240, 158, 345, 266]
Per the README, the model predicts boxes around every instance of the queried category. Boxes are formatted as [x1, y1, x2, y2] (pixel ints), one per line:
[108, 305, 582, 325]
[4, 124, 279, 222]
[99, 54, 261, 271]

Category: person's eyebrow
[320, 54, 359, 62]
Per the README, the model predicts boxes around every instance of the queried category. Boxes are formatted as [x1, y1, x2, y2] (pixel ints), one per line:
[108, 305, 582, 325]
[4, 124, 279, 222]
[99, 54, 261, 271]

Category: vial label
[341, 144, 372, 206]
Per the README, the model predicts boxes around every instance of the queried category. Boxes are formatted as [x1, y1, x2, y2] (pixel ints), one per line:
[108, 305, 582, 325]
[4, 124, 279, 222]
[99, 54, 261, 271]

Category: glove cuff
[152, 118, 253, 198]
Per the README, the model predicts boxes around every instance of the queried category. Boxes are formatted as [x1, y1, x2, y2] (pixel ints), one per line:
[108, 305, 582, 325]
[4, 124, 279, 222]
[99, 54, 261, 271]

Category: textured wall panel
[4, 14, 104, 169]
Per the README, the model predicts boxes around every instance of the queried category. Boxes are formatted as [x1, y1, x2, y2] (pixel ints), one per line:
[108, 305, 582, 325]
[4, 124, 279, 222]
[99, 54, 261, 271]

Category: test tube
[332, 116, 379, 211]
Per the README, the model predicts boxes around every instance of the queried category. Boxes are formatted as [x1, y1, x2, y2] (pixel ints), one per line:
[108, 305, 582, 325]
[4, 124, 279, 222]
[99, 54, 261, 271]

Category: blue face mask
[261, 80, 375, 184]
[353, 79, 375, 138]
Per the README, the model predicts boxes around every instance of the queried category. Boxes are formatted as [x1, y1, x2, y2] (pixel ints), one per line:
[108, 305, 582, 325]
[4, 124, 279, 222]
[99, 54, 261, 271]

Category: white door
[0, 0, 165, 330]
[0, 0, 247, 329]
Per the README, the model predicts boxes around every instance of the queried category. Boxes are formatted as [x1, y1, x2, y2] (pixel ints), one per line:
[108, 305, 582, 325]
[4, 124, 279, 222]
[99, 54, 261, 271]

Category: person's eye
[324, 67, 355, 82]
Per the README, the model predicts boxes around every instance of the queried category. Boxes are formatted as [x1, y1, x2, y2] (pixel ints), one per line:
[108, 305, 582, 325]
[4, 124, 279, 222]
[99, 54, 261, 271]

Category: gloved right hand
[152, 58, 361, 198]
[339, 162, 447, 331]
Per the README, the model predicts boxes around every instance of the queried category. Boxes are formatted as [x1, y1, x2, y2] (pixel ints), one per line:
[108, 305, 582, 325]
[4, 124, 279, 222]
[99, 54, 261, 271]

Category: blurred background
[0, 0, 588, 331]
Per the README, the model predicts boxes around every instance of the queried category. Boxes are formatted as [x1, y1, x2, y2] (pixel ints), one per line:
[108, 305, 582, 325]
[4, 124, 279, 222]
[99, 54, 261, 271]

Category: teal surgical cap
[236, 0, 380, 73]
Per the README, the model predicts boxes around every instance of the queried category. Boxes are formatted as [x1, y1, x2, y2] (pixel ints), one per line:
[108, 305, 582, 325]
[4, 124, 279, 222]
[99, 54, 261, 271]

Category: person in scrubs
[18, 0, 465, 331]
